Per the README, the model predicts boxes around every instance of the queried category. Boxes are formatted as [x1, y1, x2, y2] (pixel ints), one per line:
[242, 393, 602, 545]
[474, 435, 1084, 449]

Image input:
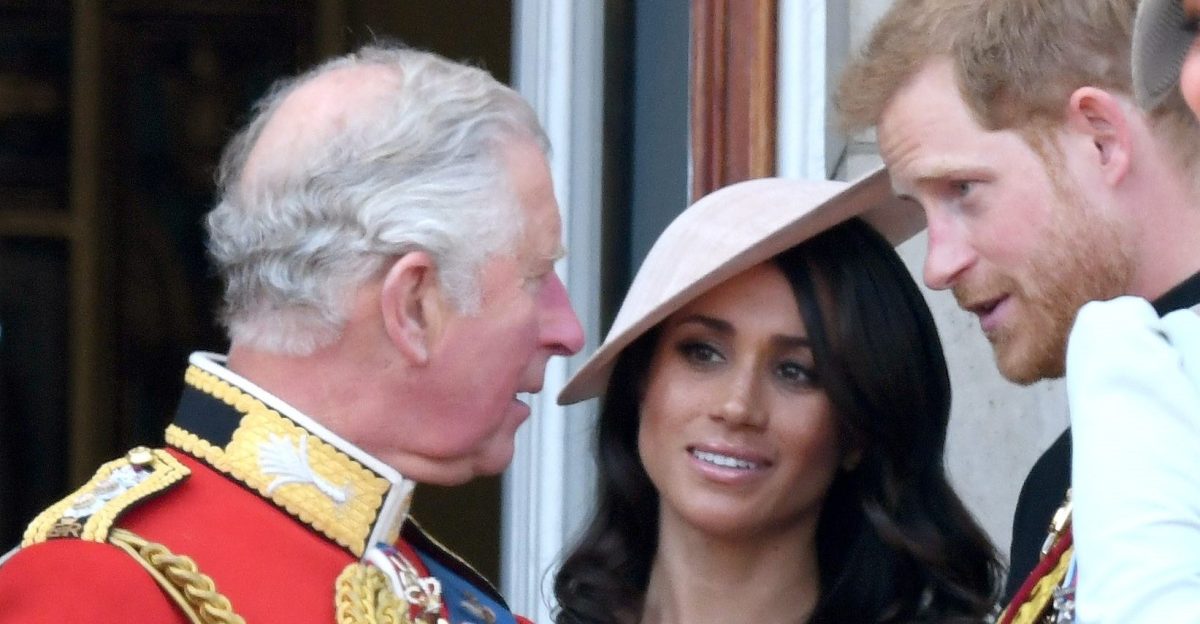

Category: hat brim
[1134, 0, 1192, 110]
[557, 166, 920, 405]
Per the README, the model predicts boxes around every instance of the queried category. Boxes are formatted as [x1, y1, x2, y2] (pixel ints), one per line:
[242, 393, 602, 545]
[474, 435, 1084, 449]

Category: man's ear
[1066, 87, 1133, 187]
[379, 252, 446, 365]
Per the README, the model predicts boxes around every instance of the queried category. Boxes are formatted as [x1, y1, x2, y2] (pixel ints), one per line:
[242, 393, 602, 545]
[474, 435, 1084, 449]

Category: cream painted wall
[841, 0, 1070, 562]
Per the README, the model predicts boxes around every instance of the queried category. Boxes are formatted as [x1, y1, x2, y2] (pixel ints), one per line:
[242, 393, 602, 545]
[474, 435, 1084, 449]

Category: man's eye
[953, 180, 974, 197]
[523, 271, 549, 290]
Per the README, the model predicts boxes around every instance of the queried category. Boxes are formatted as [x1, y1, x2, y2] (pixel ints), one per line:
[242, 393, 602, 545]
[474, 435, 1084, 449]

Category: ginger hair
[837, 0, 1200, 172]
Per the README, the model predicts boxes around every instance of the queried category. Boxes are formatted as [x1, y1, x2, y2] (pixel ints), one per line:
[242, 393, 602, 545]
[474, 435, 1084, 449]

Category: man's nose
[922, 214, 975, 290]
[541, 272, 585, 356]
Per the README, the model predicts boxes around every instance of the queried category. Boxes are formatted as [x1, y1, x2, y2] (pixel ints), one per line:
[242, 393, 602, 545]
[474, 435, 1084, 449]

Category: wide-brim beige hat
[1133, 0, 1193, 110]
[557, 166, 921, 405]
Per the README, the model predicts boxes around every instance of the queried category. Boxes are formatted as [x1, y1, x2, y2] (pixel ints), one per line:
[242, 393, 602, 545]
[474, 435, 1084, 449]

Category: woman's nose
[712, 366, 766, 428]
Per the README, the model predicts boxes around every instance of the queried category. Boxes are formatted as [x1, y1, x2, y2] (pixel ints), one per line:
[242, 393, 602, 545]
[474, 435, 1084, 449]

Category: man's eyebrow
[917, 161, 991, 185]
[526, 246, 566, 276]
[894, 161, 992, 197]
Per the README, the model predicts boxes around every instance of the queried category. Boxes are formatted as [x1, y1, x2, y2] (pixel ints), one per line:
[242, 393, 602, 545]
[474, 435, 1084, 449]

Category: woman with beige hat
[551, 171, 1000, 624]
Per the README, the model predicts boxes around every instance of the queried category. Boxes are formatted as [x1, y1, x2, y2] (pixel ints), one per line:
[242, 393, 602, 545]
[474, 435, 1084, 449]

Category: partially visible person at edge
[1054, 1, 1200, 622]
[551, 173, 1001, 624]
[1182, 0, 1200, 116]
[836, 1, 1200, 622]
[0, 44, 584, 623]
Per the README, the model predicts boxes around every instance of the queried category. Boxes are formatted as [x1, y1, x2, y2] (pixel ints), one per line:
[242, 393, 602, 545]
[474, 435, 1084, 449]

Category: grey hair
[205, 44, 550, 355]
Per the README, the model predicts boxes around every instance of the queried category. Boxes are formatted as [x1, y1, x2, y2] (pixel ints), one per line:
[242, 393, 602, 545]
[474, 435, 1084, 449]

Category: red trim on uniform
[999, 527, 1074, 624]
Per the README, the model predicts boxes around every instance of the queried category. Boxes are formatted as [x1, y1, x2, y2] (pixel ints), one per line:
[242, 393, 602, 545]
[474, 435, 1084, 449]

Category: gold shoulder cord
[109, 528, 245, 624]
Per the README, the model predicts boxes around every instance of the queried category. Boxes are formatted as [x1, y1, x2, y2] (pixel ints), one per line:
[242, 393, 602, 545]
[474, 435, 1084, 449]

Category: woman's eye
[953, 180, 973, 197]
[679, 341, 722, 365]
[777, 361, 815, 386]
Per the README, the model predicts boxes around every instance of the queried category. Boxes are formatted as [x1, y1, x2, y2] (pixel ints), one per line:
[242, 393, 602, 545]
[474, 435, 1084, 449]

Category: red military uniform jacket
[0, 352, 530, 624]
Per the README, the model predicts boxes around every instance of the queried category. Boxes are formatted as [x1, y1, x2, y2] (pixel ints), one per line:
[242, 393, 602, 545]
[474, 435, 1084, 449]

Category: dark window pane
[0, 8, 71, 205]
[0, 236, 70, 548]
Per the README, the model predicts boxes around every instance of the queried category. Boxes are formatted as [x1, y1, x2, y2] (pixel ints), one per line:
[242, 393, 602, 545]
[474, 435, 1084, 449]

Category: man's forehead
[877, 63, 992, 182]
[243, 65, 396, 189]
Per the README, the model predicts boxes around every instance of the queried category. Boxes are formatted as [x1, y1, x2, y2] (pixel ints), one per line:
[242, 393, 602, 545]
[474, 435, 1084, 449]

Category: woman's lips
[686, 445, 773, 483]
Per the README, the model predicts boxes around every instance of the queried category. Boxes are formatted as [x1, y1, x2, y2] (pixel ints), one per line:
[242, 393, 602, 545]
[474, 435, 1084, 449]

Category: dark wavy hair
[553, 218, 1001, 623]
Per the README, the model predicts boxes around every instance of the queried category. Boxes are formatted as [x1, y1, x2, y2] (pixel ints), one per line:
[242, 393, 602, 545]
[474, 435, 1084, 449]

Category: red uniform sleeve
[0, 540, 188, 622]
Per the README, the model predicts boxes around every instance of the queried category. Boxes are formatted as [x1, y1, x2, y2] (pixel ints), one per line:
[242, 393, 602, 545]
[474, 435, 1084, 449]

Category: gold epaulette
[22, 446, 190, 546]
[19, 447, 241, 623]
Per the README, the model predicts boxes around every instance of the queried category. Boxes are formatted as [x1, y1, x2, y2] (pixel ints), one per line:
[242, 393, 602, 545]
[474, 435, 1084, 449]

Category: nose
[541, 272, 585, 356]
[712, 364, 765, 428]
[922, 212, 975, 290]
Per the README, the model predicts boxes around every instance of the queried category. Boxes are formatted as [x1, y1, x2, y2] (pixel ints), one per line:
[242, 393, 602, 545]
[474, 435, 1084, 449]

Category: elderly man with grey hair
[0, 44, 583, 623]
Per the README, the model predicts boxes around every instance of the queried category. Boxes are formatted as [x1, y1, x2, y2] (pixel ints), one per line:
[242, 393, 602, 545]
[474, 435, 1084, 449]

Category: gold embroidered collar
[166, 352, 416, 558]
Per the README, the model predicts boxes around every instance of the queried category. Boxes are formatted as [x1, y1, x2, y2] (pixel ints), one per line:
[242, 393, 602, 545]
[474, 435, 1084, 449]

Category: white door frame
[504, 1, 605, 621]
[777, 0, 847, 180]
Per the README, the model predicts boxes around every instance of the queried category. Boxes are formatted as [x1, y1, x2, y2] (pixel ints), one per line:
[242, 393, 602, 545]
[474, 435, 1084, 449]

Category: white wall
[840, 0, 1069, 559]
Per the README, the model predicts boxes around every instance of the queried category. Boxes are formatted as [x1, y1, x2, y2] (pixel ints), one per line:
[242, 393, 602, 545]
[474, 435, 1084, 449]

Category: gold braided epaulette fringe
[109, 528, 245, 624]
[336, 563, 411, 624]
[23, 447, 189, 546]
